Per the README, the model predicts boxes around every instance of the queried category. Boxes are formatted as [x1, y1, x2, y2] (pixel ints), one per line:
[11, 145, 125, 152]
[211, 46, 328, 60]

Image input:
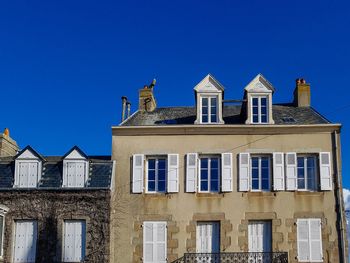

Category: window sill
[142, 193, 171, 199]
[294, 191, 324, 196]
[245, 192, 276, 197]
[195, 193, 224, 198]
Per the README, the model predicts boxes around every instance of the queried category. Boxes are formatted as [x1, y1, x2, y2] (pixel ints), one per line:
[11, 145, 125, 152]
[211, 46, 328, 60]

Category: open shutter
[273, 153, 285, 191]
[186, 153, 198, 192]
[221, 153, 233, 192]
[297, 219, 310, 262]
[239, 153, 250, 191]
[286, 153, 297, 190]
[132, 154, 144, 193]
[319, 152, 332, 190]
[310, 219, 323, 262]
[167, 154, 179, 193]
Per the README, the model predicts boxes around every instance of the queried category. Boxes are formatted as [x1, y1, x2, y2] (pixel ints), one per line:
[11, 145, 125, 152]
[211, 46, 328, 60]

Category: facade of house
[0, 132, 115, 263]
[111, 74, 348, 263]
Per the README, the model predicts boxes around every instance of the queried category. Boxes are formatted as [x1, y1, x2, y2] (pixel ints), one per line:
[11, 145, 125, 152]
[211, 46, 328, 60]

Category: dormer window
[194, 74, 225, 124]
[14, 146, 43, 188]
[252, 96, 268, 123]
[244, 74, 275, 125]
[201, 96, 218, 123]
[62, 147, 89, 188]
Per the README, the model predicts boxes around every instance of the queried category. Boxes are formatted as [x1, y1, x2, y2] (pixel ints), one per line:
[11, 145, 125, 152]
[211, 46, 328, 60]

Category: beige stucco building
[111, 74, 348, 263]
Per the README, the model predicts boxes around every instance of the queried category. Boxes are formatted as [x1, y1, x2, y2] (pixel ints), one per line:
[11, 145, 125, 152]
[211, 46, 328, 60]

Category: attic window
[281, 117, 296, 123]
[251, 96, 268, 124]
[62, 148, 89, 188]
[201, 96, 218, 123]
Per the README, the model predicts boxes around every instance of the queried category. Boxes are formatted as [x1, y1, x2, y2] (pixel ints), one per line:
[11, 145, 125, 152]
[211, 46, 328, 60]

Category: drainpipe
[332, 130, 348, 263]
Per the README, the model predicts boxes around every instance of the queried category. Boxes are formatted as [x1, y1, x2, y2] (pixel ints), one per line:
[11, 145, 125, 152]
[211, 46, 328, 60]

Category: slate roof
[121, 104, 330, 126]
[0, 156, 114, 190]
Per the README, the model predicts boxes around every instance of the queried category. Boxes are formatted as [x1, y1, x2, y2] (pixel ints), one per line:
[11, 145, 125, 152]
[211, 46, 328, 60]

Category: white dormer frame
[62, 148, 89, 188]
[14, 148, 42, 188]
[244, 74, 275, 125]
[194, 74, 225, 124]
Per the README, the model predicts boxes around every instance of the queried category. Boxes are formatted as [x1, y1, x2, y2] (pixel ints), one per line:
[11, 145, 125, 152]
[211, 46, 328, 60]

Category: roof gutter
[112, 124, 341, 136]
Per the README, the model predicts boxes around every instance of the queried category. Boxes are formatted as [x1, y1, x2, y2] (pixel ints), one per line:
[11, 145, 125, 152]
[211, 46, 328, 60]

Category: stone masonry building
[0, 131, 115, 263]
[111, 74, 348, 263]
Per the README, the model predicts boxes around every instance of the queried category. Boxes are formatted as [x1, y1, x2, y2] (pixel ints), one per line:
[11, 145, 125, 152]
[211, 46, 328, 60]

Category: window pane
[158, 181, 166, 192]
[252, 158, 259, 168]
[307, 157, 317, 190]
[252, 98, 258, 106]
[158, 169, 166, 181]
[298, 168, 304, 179]
[201, 158, 208, 169]
[210, 113, 217, 123]
[210, 179, 219, 192]
[261, 106, 267, 115]
[211, 158, 219, 168]
[211, 168, 218, 180]
[261, 115, 267, 123]
[261, 167, 269, 180]
[202, 107, 208, 114]
[297, 157, 304, 168]
[148, 170, 155, 181]
[253, 106, 258, 114]
[148, 181, 155, 191]
[201, 169, 208, 180]
[262, 179, 269, 190]
[252, 168, 259, 179]
[210, 97, 217, 106]
[298, 179, 305, 189]
[201, 180, 208, 191]
[148, 159, 155, 170]
[261, 158, 269, 168]
[253, 115, 259, 123]
[202, 115, 208, 122]
[252, 179, 259, 190]
[261, 98, 267, 107]
[158, 159, 166, 170]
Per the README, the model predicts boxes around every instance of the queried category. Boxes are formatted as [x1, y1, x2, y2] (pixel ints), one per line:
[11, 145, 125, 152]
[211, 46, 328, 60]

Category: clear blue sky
[1, 1, 350, 186]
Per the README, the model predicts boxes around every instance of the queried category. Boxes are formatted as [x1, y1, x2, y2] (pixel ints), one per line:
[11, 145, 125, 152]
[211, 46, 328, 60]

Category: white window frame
[200, 96, 218, 124]
[250, 155, 271, 192]
[146, 156, 167, 193]
[251, 96, 269, 124]
[14, 160, 41, 188]
[198, 156, 221, 193]
[297, 155, 318, 191]
[62, 220, 86, 262]
[62, 160, 89, 188]
[297, 218, 323, 262]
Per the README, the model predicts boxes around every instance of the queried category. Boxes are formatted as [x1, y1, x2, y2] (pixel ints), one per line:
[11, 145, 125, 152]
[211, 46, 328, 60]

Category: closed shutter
[13, 221, 37, 263]
[143, 222, 167, 263]
[310, 219, 323, 262]
[18, 162, 28, 187]
[239, 153, 250, 191]
[286, 153, 297, 190]
[63, 221, 85, 262]
[132, 154, 144, 193]
[319, 152, 332, 190]
[167, 154, 179, 193]
[0, 215, 3, 257]
[273, 153, 285, 191]
[67, 162, 75, 187]
[297, 219, 310, 261]
[75, 162, 85, 187]
[186, 153, 198, 192]
[28, 162, 38, 187]
[221, 153, 233, 192]
[196, 222, 220, 253]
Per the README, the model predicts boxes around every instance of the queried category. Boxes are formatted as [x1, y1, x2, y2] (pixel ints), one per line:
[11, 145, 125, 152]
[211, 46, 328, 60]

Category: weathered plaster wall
[0, 190, 110, 263]
[111, 131, 342, 263]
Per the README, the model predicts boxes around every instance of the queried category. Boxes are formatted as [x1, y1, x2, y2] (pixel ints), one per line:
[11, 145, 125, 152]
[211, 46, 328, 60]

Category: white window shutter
[310, 219, 323, 262]
[167, 154, 179, 193]
[186, 153, 198, 192]
[286, 152, 297, 191]
[297, 219, 310, 261]
[273, 153, 285, 191]
[132, 154, 144, 193]
[319, 152, 332, 190]
[143, 222, 167, 263]
[221, 153, 232, 192]
[155, 222, 167, 263]
[239, 153, 250, 191]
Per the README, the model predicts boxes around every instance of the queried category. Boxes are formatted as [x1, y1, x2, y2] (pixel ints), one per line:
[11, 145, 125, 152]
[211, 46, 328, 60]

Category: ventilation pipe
[121, 96, 128, 122]
[126, 101, 131, 118]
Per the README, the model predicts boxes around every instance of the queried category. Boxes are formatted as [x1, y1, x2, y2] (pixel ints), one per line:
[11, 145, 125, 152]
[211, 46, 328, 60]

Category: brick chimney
[138, 79, 157, 112]
[294, 78, 311, 107]
[0, 128, 19, 157]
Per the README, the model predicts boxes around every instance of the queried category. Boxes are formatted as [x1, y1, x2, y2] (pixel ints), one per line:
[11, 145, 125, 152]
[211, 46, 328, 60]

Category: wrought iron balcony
[172, 252, 288, 263]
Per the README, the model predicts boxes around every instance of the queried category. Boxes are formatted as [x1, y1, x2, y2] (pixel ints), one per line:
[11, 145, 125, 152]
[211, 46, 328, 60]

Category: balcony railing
[172, 252, 288, 263]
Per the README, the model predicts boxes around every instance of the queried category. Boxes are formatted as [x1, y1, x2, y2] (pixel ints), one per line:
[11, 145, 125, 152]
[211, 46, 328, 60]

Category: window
[63, 220, 86, 262]
[199, 157, 220, 192]
[147, 157, 167, 193]
[143, 221, 167, 263]
[251, 156, 271, 191]
[248, 221, 271, 252]
[297, 218, 323, 262]
[63, 161, 88, 188]
[297, 156, 318, 191]
[15, 161, 40, 188]
[196, 222, 220, 253]
[252, 96, 268, 124]
[201, 96, 218, 123]
[13, 220, 38, 263]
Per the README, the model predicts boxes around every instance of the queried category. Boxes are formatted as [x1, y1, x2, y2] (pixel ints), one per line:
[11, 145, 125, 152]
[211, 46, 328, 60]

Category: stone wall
[0, 190, 110, 263]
